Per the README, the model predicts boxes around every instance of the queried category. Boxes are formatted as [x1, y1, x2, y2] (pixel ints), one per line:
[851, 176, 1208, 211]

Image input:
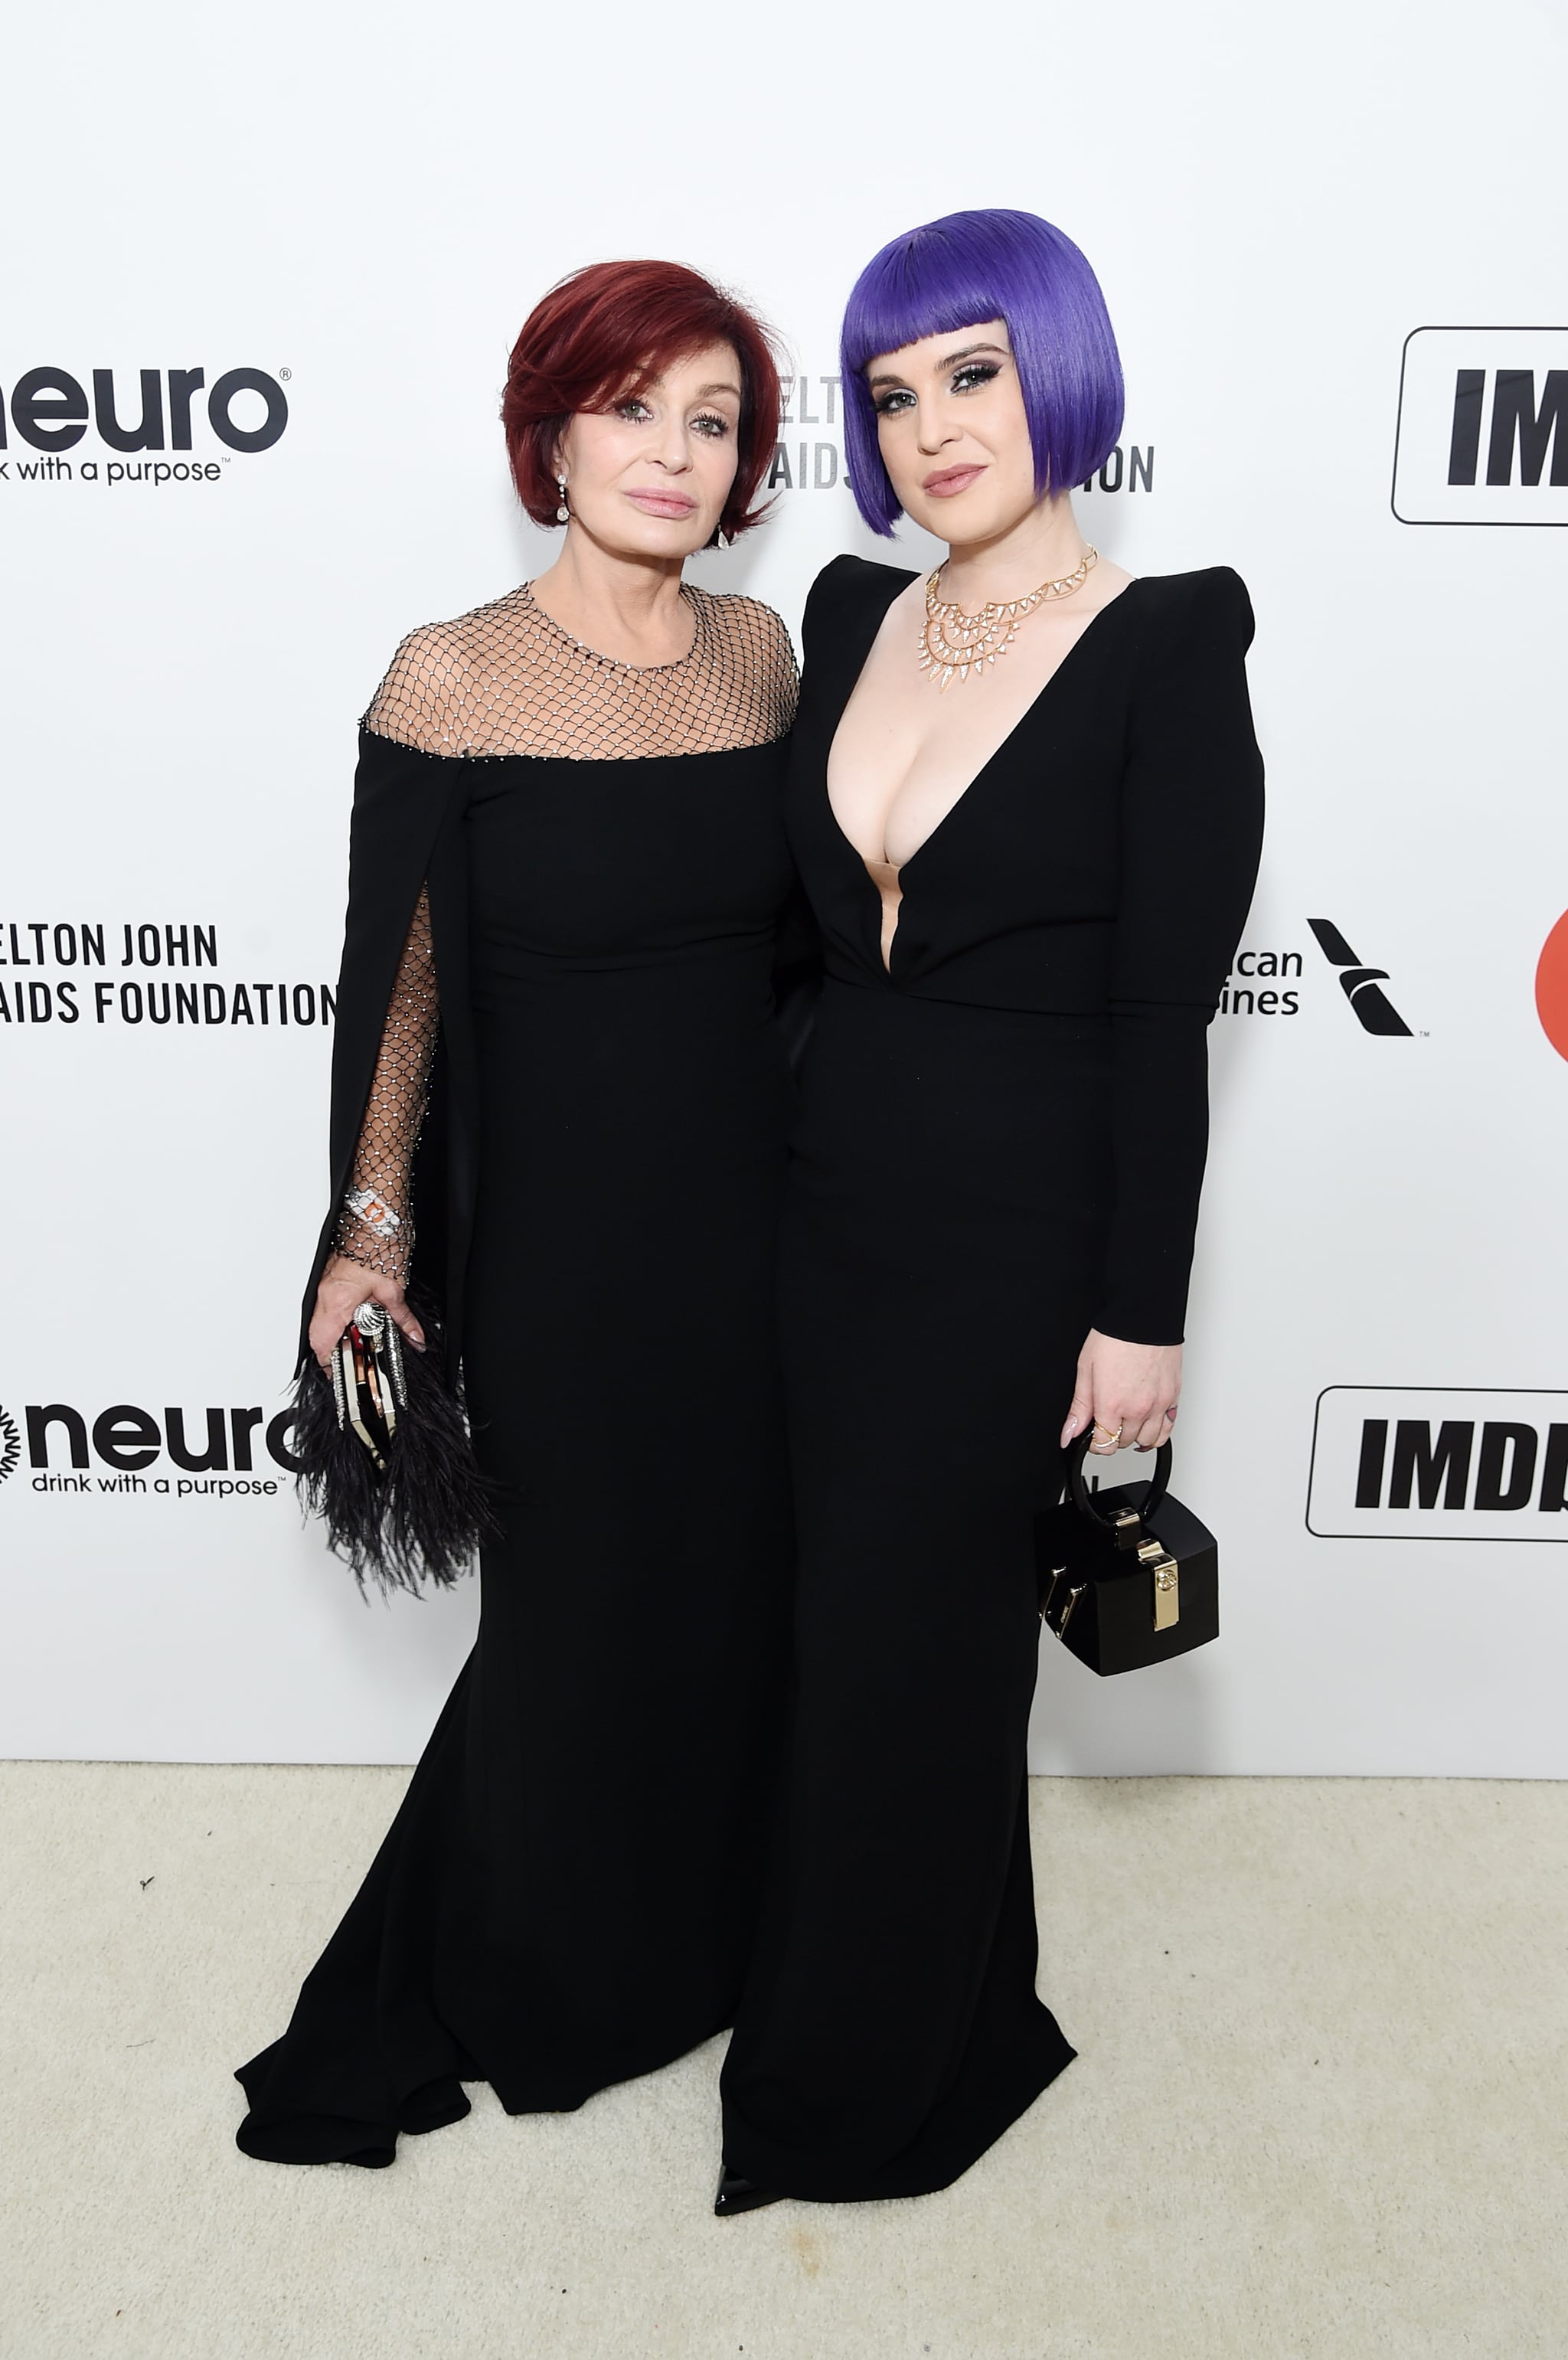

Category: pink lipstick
[922, 464, 985, 498]
[626, 489, 697, 518]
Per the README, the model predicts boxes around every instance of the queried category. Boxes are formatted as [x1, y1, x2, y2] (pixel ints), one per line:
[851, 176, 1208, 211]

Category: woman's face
[557, 342, 743, 558]
[867, 319, 1040, 543]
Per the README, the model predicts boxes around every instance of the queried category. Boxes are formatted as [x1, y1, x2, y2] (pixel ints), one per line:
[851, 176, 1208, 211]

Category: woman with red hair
[235, 260, 807, 2168]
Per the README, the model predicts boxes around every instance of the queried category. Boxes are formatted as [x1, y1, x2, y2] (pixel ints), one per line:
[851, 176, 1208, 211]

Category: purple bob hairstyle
[840, 208, 1125, 537]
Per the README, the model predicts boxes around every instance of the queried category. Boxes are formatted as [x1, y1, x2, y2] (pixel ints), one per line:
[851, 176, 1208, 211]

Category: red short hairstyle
[502, 259, 782, 542]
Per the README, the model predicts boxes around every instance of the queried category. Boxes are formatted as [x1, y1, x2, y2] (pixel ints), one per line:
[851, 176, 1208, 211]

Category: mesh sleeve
[332, 887, 439, 1283]
[363, 623, 478, 757]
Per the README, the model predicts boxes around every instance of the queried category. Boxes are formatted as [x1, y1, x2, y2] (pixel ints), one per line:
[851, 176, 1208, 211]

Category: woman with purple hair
[716, 209, 1264, 2211]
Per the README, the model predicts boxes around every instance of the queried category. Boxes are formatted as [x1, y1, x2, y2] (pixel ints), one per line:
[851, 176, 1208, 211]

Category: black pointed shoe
[714, 2167, 782, 2217]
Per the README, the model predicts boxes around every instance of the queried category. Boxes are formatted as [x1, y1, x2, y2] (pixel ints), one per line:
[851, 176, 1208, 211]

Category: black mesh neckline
[360, 582, 797, 763]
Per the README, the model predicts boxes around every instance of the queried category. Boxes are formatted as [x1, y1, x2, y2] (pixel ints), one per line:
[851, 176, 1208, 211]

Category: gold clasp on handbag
[1039, 1565, 1086, 1636]
[1138, 1536, 1179, 1631]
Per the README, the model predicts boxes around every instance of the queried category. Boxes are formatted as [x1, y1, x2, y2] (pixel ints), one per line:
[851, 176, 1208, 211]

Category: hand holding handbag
[1035, 1432, 1218, 1675]
[290, 1290, 495, 1594]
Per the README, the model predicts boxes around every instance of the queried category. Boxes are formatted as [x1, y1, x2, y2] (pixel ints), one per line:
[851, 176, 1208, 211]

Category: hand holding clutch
[309, 1254, 425, 1371]
[291, 1286, 495, 1595]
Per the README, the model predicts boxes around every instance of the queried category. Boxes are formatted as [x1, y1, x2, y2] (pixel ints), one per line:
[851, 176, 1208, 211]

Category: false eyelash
[952, 362, 1001, 392]
[873, 389, 915, 417]
[612, 399, 730, 437]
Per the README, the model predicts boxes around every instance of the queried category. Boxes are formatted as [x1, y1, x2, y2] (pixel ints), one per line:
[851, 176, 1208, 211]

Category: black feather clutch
[290, 1293, 496, 1594]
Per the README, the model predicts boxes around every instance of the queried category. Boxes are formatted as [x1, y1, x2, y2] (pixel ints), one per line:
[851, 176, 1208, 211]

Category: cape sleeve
[297, 727, 470, 1371]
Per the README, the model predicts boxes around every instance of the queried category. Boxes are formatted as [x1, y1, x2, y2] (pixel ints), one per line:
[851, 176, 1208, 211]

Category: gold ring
[1090, 1421, 1122, 1446]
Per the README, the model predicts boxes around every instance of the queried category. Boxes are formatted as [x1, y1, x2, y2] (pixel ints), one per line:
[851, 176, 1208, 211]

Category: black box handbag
[1034, 1433, 1218, 1675]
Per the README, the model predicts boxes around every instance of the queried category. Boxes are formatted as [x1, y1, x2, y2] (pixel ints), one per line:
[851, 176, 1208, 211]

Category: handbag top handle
[1066, 1430, 1173, 1531]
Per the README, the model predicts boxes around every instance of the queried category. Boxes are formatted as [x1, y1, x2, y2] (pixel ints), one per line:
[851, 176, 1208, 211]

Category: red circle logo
[1537, 910, 1568, 1061]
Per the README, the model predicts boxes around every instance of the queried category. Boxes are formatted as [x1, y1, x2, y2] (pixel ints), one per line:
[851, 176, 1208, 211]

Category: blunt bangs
[839, 209, 1125, 536]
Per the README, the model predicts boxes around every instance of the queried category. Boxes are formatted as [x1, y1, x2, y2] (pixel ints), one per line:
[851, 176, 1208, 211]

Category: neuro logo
[1307, 920, 1412, 1037]
[1535, 910, 1568, 1063]
[13, 1397, 301, 1499]
[0, 365, 290, 487]
[1392, 328, 1568, 525]
[0, 367, 289, 455]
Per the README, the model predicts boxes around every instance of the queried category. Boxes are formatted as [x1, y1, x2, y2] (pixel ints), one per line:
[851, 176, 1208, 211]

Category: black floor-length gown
[720, 558, 1265, 2202]
[236, 583, 805, 2165]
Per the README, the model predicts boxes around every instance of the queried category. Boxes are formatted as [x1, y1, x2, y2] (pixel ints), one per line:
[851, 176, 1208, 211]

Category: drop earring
[715, 525, 730, 551]
[555, 476, 570, 524]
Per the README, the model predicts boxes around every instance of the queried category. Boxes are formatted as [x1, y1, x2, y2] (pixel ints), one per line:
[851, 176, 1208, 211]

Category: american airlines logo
[1308, 920, 1412, 1036]
[1307, 1388, 1568, 1541]
[1392, 328, 1568, 525]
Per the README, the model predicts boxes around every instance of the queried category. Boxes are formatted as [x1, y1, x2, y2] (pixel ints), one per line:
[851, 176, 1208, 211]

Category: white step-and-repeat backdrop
[3, 1, 1565, 1773]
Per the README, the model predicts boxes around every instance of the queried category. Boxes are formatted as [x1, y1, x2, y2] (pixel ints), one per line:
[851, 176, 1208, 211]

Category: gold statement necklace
[919, 546, 1099, 689]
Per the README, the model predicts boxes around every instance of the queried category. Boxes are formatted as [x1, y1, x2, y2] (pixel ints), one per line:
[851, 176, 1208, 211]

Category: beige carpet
[2, 1767, 1563, 2360]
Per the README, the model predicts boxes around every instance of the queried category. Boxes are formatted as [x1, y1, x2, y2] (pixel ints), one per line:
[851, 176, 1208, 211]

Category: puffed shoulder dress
[235, 582, 806, 2166]
[720, 557, 1266, 2203]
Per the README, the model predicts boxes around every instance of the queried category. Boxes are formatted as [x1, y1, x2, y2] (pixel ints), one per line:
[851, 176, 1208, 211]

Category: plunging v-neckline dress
[828, 581, 1138, 972]
[718, 554, 1265, 2204]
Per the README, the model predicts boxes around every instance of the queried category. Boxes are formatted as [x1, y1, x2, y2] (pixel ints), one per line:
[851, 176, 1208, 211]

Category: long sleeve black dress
[236, 583, 805, 2166]
[719, 557, 1265, 2202]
